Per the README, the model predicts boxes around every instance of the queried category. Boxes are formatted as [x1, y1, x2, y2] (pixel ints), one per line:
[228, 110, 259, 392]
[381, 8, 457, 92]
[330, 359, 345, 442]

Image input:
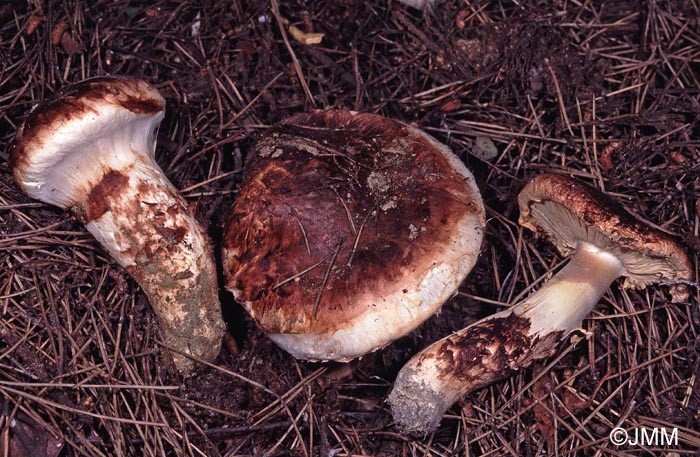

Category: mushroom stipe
[389, 173, 692, 433]
[11, 77, 225, 373]
[390, 312, 565, 433]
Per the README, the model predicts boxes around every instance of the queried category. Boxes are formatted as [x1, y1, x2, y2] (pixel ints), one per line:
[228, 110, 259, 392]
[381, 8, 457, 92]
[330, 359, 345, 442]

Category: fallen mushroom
[10, 76, 225, 373]
[222, 110, 485, 361]
[389, 173, 692, 433]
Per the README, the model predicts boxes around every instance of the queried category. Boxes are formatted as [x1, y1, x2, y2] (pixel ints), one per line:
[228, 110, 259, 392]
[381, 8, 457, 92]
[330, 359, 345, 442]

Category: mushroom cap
[222, 110, 485, 361]
[518, 173, 692, 301]
[11, 76, 165, 209]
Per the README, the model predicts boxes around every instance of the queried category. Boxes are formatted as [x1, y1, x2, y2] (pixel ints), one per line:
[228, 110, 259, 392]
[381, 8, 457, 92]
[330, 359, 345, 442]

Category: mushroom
[389, 173, 692, 433]
[10, 76, 225, 373]
[222, 110, 485, 361]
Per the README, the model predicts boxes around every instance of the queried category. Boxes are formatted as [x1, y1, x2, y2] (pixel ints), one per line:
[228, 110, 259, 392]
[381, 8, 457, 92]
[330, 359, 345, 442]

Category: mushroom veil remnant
[222, 110, 485, 362]
[11, 76, 225, 373]
[389, 173, 692, 433]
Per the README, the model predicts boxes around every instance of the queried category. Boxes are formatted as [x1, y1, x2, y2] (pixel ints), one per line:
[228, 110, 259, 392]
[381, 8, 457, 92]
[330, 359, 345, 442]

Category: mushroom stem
[10, 78, 225, 373]
[514, 242, 625, 336]
[388, 241, 625, 433]
[81, 160, 224, 372]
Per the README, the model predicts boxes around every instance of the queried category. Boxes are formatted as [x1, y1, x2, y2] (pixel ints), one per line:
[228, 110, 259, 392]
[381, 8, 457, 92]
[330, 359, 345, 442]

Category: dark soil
[1, 1, 699, 455]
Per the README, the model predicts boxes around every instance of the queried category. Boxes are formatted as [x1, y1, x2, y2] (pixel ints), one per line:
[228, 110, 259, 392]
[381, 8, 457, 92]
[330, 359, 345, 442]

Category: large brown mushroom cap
[518, 173, 692, 301]
[223, 110, 485, 361]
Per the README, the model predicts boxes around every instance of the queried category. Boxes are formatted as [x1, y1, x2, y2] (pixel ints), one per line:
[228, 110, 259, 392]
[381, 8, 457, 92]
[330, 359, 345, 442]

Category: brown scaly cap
[223, 110, 485, 361]
[11, 76, 165, 209]
[518, 173, 692, 301]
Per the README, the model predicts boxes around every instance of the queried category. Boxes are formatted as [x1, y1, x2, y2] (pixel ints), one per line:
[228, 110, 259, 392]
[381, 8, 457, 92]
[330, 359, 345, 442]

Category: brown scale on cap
[56, 76, 165, 114]
[11, 77, 164, 177]
[223, 110, 485, 361]
[224, 110, 481, 336]
[519, 174, 692, 301]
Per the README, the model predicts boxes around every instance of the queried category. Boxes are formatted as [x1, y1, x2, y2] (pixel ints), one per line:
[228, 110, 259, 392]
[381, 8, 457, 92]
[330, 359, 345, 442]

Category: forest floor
[1, 0, 699, 455]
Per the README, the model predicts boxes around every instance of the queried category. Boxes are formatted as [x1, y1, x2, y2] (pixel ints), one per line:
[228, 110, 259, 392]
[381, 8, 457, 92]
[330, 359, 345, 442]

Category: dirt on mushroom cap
[223, 110, 484, 351]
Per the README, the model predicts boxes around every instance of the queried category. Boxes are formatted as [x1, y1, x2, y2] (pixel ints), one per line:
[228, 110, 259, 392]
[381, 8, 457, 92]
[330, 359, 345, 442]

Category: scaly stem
[82, 161, 225, 373]
[389, 242, 625, 433]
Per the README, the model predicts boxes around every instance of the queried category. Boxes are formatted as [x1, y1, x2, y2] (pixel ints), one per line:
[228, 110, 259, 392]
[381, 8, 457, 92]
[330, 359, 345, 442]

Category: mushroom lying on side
[222, 110, 485, 361]
[389, 173, 692, 433]
[10, 77, 225, 373]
